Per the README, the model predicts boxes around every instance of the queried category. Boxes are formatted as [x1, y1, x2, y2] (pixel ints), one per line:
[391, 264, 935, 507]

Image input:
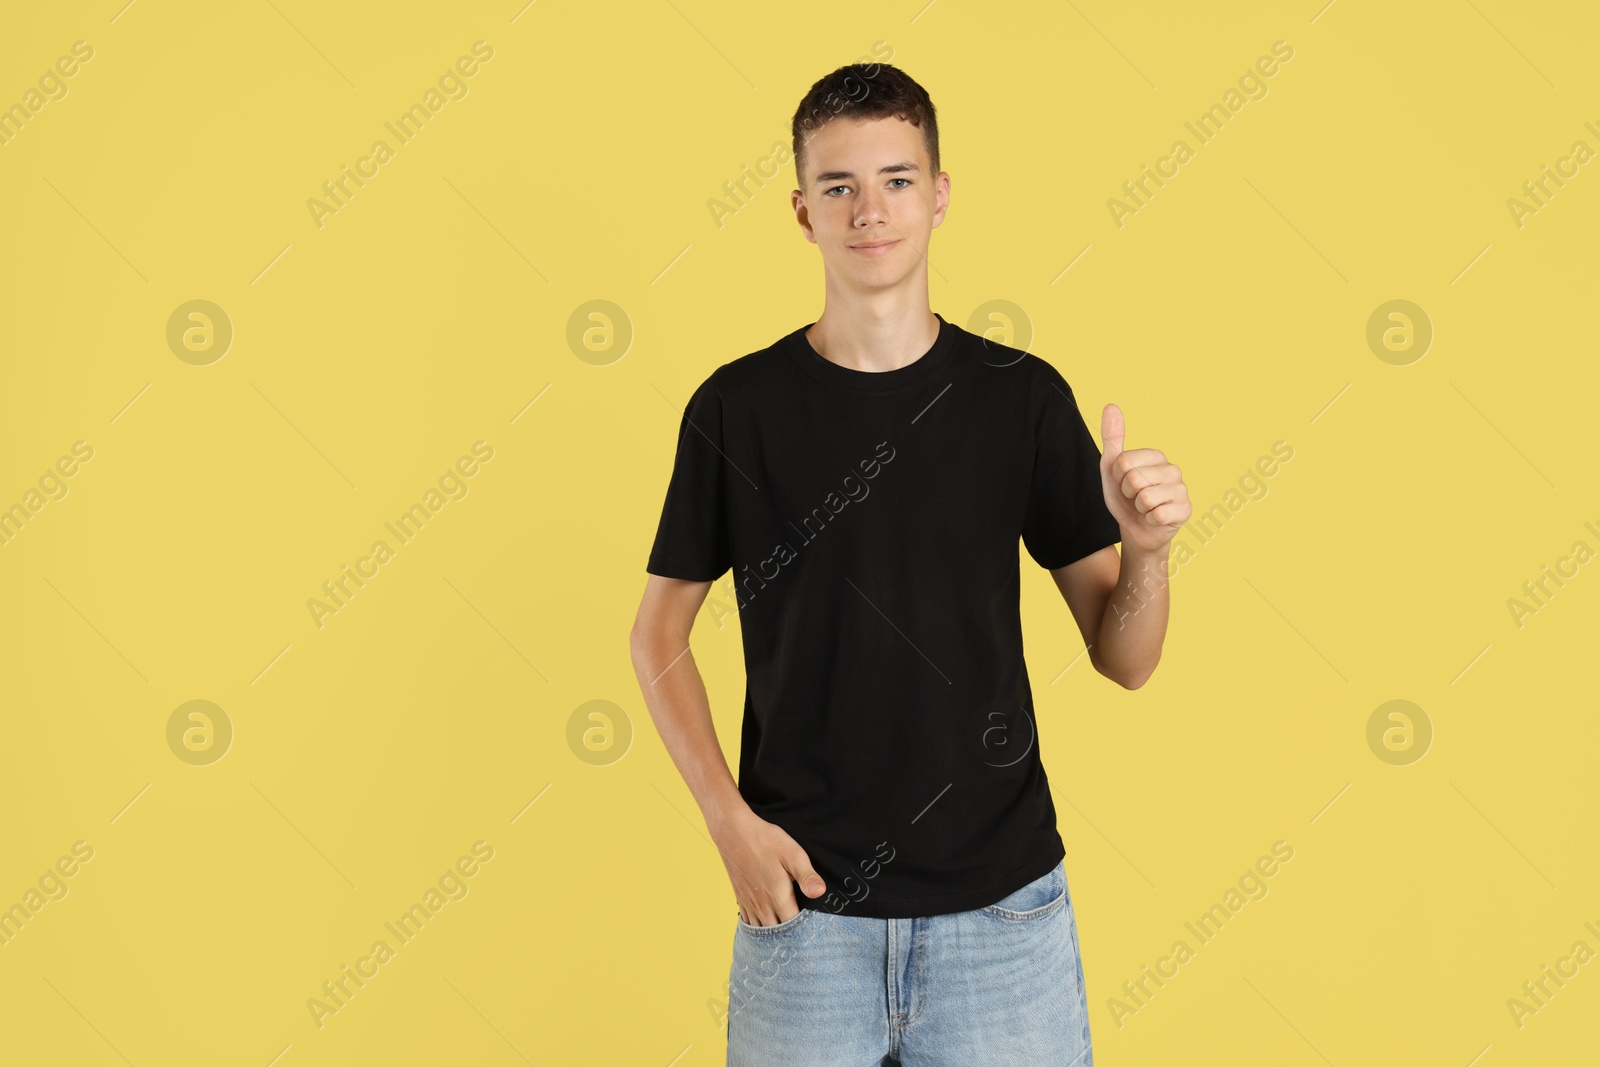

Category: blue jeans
[726, 859, 1093, 1066]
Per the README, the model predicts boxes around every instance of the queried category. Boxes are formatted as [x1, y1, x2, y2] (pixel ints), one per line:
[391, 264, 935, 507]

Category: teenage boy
[630, 62, 1190, 1066]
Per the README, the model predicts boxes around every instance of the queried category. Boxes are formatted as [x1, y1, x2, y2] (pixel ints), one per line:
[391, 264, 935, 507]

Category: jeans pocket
[736, 904, 815, 936]
[979, 860, 1067, 922]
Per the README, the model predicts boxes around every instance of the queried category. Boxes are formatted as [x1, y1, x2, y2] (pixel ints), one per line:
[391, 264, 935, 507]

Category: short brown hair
[790, 63, 939, 191]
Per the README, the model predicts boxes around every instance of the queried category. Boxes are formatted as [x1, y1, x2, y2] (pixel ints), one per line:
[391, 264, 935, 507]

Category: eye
[825, 185, 851, 197]
[888, 178, 911, 188]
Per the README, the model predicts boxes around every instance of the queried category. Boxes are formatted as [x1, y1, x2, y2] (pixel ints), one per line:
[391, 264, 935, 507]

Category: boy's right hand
[710, 807, 826, 926]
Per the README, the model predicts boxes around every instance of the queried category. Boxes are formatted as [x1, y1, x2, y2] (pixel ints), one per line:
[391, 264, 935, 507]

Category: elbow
[629, 619, 656, 663]
[1096, 654, 1157, 690]
[629, 629, 662, 691]
[628, 615, 654, 670]
[629, 613, 688, 680]
[1117, 669, 1153, 690]
[630, 603, 665, 651]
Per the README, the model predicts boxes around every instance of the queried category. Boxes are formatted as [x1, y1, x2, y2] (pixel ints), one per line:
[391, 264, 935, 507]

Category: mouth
[850, 239, 900, 258]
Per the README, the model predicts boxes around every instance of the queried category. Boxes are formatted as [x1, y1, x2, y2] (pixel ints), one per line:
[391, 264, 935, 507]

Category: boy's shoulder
[955, 328, 1092, 423]
[964, 326, 1078, 384]
[688, 323, 805, 396]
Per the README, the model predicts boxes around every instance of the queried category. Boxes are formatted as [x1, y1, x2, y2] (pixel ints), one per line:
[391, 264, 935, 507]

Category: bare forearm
[1094, 543, 1171, 688]
[629, 629, 750, 834]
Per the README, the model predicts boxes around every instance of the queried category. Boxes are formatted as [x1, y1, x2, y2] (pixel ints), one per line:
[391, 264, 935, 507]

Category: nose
[854, 186, 888, 227]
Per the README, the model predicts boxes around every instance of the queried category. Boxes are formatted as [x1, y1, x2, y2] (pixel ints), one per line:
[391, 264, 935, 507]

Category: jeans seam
[903, 916, 928, 1030]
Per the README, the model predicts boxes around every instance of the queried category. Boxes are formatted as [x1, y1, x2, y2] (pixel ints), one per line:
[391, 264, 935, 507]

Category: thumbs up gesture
[1100, 403, 1191, 554]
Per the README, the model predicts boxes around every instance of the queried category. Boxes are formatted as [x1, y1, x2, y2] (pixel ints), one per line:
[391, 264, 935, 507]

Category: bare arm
[629, 574, 827, 924]
[1051, 401, 1186, 689]
[1050, 542, 1171, 690]
[628, 574, 747, 835]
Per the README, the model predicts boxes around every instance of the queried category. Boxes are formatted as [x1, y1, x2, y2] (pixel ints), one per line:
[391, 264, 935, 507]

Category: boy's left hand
[1100, 403, 1191, 554]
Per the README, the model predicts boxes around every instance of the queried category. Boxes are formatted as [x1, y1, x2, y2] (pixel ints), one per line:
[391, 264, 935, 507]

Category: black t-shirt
[646, 311, 1121, 919]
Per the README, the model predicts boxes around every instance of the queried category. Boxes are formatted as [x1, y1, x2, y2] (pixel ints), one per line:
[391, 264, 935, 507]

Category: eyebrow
[813, 161, 921, 185]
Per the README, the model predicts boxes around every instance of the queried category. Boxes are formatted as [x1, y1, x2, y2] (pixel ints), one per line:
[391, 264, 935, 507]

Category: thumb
[1101, 402, 1125, 462]
[787, 853, 826, 897]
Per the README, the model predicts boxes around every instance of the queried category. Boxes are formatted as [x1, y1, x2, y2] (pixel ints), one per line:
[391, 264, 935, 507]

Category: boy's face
[791, 115, 949, 294]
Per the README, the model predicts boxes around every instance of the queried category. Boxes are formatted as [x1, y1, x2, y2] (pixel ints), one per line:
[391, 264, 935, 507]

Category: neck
[806, 295, 939, 373]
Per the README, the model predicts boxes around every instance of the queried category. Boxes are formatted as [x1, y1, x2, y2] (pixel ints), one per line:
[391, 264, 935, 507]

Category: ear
[931, 170, 951, 228]
[791, 190, 817, 244]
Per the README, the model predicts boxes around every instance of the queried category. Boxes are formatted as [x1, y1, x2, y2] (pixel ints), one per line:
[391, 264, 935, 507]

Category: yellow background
[2, 0, 1597, 1063]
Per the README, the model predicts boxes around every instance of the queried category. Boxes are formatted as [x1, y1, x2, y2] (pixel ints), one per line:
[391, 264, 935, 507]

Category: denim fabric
[726, 859, 1093, 1066]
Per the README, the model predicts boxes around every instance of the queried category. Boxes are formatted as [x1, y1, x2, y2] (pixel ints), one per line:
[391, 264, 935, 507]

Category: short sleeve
[1021, 366, 1122, 570]
[646, 372, 733, 581]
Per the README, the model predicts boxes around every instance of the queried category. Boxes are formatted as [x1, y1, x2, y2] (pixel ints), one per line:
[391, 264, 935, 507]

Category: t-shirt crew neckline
[782, 312, 959, 395]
